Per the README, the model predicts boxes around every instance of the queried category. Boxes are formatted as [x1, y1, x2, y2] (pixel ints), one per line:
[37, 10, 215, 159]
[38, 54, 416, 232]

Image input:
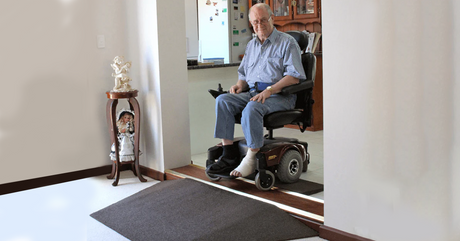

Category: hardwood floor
[166, 164, 324, 232]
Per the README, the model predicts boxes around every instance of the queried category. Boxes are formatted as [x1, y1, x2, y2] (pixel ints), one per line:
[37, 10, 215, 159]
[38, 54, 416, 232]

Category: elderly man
[207, 3, 306, 177]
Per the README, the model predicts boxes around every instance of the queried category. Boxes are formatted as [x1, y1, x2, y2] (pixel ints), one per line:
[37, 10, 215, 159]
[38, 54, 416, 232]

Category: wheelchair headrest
[285, 31, 309, 52]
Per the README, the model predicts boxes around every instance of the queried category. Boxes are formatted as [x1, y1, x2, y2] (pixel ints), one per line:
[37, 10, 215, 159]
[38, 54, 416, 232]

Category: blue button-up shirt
[238, 28, 306, 88]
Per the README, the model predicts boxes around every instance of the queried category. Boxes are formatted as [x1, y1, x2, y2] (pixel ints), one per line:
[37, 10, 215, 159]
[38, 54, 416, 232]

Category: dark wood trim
[0, 165, 115, 196]
[289, 214, 322, 232]
[140, 165, 165, 181]
[165, 171, 183, 180]
[0, 164, 165, 196]
[319, 225, 374, 241]
[274, 19, 321, 27]
[106, 90, 138, 99]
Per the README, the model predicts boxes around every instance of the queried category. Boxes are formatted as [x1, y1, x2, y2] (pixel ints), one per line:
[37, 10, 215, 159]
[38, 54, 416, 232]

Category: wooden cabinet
[249, 0, 321, 28]
[248, 0, 321, 42]
[250, 0, 269, 6]
[308, 53, 322, 131]
[293, 0, 320, 19]
[273, 0, 320, 24]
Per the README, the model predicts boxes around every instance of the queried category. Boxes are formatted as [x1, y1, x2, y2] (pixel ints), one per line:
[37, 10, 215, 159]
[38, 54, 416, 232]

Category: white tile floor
[0, 170, 326, 241]
[0, 171, 158, 241]
[192, 129, 324, 200]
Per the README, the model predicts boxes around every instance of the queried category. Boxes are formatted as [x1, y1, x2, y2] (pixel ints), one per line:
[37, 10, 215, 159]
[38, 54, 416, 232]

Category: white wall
[150, 0, 191, 170]
[188, 67, 244, 155]
[0, 0, 190, 184]
[0, 0, 124, 184]
[322, 0, 460, 240]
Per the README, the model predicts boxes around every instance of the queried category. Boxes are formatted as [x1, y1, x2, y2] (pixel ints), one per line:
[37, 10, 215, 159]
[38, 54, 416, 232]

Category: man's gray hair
[248, 3, 273, 21]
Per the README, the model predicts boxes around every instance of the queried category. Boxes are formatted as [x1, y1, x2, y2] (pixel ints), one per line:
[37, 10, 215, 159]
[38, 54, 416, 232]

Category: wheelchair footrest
[206, 171, 238, 179]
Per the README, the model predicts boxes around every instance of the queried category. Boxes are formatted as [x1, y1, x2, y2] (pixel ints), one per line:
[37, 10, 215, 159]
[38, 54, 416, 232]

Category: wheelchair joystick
[208, 83, 227, 99]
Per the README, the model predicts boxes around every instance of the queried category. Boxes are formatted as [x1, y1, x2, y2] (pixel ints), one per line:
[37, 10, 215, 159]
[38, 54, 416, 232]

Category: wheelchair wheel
[302, 152, 310, 172]
[277, 150, 303, 184]
[255, 170, 275, 191]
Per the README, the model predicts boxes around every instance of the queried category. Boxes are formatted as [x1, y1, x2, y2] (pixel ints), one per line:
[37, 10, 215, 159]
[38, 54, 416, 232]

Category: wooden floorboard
[166, 164, 324, 228]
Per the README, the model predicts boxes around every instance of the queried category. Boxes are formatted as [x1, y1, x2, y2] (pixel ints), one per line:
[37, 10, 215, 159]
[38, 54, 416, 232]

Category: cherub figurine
[110, 109, 140, 162]
[111, 56, 133, 92]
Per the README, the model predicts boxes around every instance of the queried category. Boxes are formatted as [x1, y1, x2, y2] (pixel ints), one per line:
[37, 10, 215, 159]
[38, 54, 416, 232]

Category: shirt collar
[256, 28, 279, 45]
[266, 28, 279, 44]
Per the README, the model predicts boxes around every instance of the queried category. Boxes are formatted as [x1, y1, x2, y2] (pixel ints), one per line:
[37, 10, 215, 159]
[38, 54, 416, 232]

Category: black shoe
[206, 156, 239, 174]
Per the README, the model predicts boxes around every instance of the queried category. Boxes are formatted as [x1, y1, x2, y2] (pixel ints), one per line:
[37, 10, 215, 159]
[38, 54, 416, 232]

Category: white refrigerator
[197, 0, 253, 64]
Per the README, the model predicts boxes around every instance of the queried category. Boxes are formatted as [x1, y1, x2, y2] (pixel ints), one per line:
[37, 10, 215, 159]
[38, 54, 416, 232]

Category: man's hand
[229, 84, 243, 94]
[229, 80, 248, 94]
[249, 75, 299, 103]
[250, 89, 272, 103]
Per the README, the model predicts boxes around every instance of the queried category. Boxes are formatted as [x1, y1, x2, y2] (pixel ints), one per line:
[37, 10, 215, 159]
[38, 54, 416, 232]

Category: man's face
[250, 7, 274, 41]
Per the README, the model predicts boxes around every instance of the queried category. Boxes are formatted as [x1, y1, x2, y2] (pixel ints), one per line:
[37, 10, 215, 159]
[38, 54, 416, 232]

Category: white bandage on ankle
[233, 149, 257, 177]
[246, 149, 257, 159]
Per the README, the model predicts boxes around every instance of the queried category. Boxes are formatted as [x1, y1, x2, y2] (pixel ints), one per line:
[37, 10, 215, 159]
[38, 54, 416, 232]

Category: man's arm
[250, 75, 299, 103]
[229, 79, 249, 94]
[266, 75, 299, 94]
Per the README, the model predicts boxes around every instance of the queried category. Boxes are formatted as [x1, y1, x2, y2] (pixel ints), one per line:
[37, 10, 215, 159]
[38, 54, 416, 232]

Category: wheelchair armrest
[208, 89, 227, 99]
[209, 79, 313, 98]
[280, 79, 314, 95]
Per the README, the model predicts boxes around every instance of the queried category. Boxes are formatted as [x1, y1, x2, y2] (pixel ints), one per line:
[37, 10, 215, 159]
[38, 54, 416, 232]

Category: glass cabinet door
[250, 0, 270, 8]
[273, 0, 289, 17]
[293, 0, 319, 19]
[272, 0, 292, 21]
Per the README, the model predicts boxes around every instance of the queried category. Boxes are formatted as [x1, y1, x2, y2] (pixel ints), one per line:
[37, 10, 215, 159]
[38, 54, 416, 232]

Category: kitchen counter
[187, 63, 240, 70]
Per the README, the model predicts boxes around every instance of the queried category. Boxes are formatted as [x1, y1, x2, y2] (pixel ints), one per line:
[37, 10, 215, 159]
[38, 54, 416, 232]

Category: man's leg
[208, 93, 251, 174]
[213, 93, 250, 141]
[231, 94, 296, 177]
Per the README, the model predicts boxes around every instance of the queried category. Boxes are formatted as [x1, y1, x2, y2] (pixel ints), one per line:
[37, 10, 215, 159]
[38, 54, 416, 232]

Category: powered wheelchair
[205, 30, 316, 191]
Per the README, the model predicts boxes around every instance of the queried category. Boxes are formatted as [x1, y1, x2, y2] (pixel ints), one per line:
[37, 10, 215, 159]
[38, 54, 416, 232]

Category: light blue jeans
[214, 91, 296, 149]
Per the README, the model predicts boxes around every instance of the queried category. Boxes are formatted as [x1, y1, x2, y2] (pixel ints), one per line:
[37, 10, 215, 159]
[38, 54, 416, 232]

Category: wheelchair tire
[255, 171, 275, 191]
[277, 150, 303, 184]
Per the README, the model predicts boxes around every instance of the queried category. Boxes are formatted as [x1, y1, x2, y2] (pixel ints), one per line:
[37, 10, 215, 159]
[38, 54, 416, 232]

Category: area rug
[274, 178, 324, 195]
[90, 178, 318, 241]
